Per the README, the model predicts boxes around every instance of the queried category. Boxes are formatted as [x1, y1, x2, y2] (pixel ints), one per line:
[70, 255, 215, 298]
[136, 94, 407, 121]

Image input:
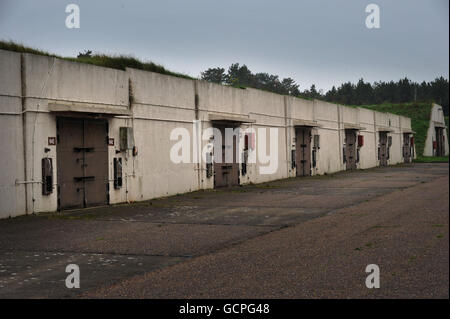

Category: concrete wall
[111, 68, 199, 204]
[0, 50, 26, 218]
[358, 107, 378, 169]
[371, 110, 405, 165]
[0, 49, 414, 218]
[311, 100, 341, 174]
[20, 53, 129, 215]
[424, 103, 449, 157]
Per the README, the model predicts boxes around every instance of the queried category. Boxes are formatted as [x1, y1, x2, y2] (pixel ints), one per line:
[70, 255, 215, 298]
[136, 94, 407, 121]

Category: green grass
[414, 155, 449, 163]
[67, 54, 192, 79]
[358, 102, 432, 157]
[0, 40, 57, 57]
[0, 40, 192, 79]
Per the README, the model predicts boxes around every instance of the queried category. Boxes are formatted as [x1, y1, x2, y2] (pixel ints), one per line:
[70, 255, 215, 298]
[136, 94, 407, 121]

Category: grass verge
[413, 156, 449, 163]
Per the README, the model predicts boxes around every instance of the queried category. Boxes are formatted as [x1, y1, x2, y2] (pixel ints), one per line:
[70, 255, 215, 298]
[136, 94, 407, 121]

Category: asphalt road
[0, 163, 448, 298]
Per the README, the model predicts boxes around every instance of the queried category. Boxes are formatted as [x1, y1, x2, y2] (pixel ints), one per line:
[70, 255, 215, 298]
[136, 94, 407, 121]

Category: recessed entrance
[213, 124, 240, 188]
[344, 129, 357, 170]
[295, 126, 312, 177]
[56, 118, 109, 209]
[403, 133, 412, 163]
[379, 132, 388, 166]
[435, 127, 445, 157]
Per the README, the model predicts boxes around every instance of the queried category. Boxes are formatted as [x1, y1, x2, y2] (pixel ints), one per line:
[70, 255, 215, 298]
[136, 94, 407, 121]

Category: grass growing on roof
[0, 40, 57, 57]
[66, 54, 193, 79]
[0, 40, 193, 80]
[1, 40, 444, 157]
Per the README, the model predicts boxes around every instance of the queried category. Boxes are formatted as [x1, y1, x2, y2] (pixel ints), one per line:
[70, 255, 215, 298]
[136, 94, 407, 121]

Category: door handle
[74, 176, 95, 182]
[73, 147, 95, 152]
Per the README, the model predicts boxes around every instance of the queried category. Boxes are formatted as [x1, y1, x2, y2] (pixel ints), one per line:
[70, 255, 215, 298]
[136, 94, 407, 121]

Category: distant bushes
[201, 61, 449, 116]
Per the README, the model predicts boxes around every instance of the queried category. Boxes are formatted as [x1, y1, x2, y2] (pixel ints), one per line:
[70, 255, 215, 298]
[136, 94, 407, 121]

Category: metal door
[295, 127, 311, 176]
[57, 118, 109, 209]
[435, 127, 444, 156]
[214, 125, 240, 188]
[379, 132, 388, 166]
[345, 130, 357, 170]
[403, 133, 411, 163]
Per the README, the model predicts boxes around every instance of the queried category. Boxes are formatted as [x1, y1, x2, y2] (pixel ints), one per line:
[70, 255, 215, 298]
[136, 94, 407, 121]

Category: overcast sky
[0, 0, 448, 92]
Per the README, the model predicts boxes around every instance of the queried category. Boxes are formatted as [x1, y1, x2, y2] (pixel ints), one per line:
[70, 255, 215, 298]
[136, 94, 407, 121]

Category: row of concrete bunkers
[0, 49, 416, 218]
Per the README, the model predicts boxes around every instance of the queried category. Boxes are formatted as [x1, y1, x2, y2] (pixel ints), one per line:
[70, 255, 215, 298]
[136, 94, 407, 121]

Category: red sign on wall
[358, 135, 364, 147]
[245, 132, 255, 150]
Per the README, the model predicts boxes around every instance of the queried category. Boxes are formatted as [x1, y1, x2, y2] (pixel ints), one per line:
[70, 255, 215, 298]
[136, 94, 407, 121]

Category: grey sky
[0, 0, 448, 92]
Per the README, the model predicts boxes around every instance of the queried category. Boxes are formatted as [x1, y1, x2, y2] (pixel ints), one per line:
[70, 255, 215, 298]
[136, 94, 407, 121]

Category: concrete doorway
[57, 118, 109, 209]
[213, 124, 240, 188]
[379, 132, 388, 166]
[435, 127, 445, 157]
[403, 133, 412, 163]
[295, 126, 312, 177]
[344, 129, 357, 170]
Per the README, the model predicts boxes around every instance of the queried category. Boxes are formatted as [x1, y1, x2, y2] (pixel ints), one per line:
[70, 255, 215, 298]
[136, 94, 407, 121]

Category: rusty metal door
[295, 127, 311, 176]
[214, 125, 240, 188]
[435, 127, 444, 156]
[379, 132, 388, 166]
[403, 133, 411, 163]
[345, 130, 357, 170]
[57, 118, 84, 208]
[57, 118, 109, 209]
[83, 120, 109, 206]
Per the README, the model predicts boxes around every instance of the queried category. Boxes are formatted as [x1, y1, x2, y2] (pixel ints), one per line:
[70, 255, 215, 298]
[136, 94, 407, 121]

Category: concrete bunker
[0, 49, 416, 218]
[209, 114, 255, 188]
[377, 127, 393, 167]
[423, 103, 449, 157]
[343, 124, 365, 170]
[402, 129, 415, 163]
[435, 126, 446, 157]
[292, 119, 321, 177]
[50, 105, 130, 209]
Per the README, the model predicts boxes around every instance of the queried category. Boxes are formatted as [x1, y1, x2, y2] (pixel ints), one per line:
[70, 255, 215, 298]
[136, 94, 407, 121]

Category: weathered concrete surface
[0, 49, 415, 219]
[0, 163, 448, 298]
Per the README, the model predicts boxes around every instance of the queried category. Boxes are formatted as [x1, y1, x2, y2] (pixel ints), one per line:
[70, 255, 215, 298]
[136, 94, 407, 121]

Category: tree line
[200, 63, 301, 96]
[200, 63, 449, 115]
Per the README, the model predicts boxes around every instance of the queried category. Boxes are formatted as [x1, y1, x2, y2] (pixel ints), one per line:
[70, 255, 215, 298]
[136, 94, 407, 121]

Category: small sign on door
[48, 137, 56, 145]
